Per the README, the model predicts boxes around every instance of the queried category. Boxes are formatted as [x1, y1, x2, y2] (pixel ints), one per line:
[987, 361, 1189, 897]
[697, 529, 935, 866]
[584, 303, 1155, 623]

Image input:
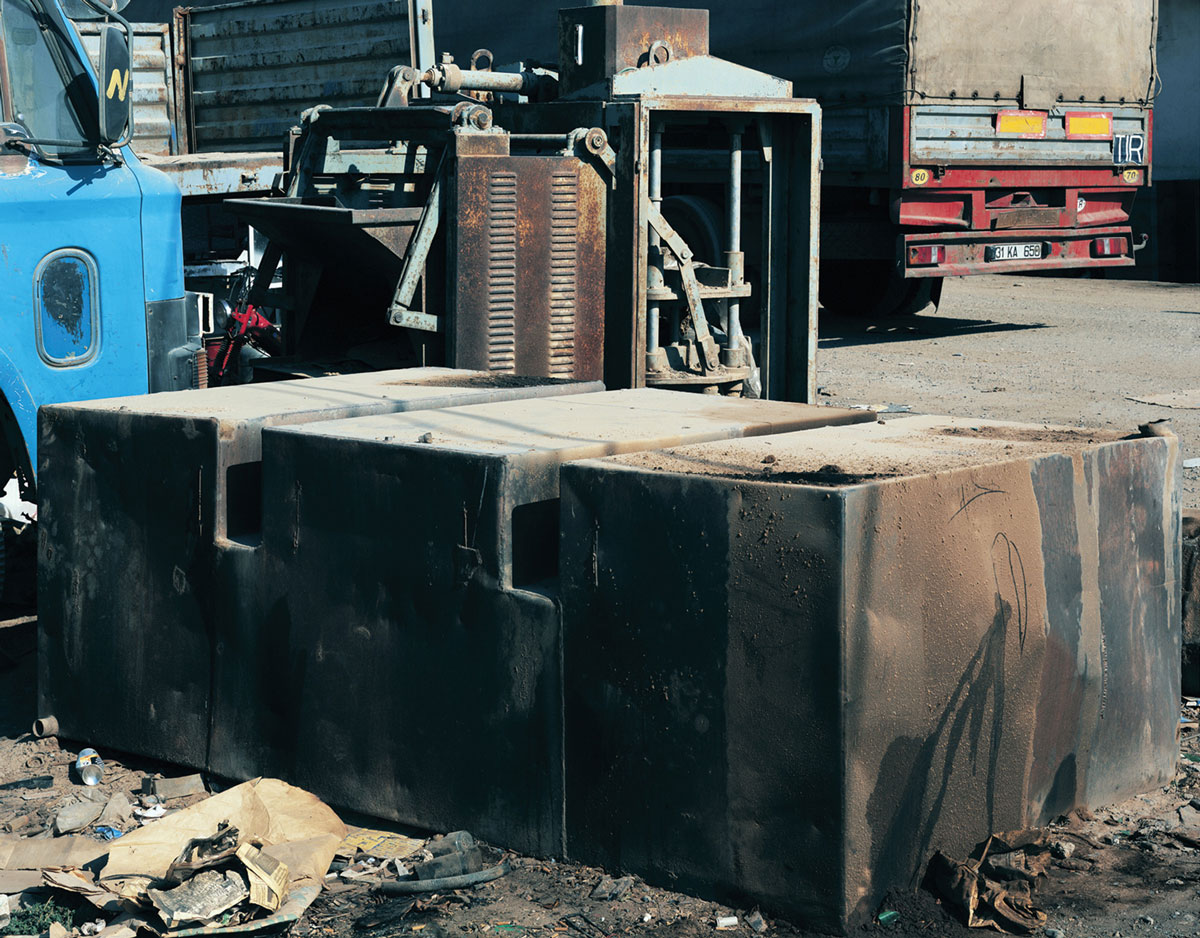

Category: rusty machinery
[226, 0, 820, 401]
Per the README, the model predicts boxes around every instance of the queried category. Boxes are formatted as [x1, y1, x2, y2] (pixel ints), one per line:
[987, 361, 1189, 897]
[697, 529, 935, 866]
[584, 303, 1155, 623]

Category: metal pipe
[727, 131, 745, 348]
[648, 128, 664, 353]
[727, 132, 742, 252]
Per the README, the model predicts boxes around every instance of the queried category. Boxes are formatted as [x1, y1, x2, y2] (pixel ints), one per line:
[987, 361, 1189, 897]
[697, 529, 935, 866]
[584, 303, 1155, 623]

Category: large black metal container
[220, 389, 873, 855]
[559, 415, 1181, 933]
[37, 369, 600, 766]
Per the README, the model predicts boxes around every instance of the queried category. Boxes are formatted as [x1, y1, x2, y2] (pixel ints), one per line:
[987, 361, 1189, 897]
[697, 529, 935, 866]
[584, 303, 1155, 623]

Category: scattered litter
[97, 792, 133, 829]
[850, 403, 911, 413]
[96, 826, 124, 841]
[143, 775, 208, 801]
[149, 869, 252, 928]
[929, 848, 1047, 934]
[589, 874, 634, 901]
[715, 914, 738, 930]
[336, 827, 424, 860]
[877, 909, 899, 926]
[80, 920, 107, 936]
[417, 832, 482, 880]
[102, 777, 345, 935]
[1049, 841, 1075, 860]
[53, 800, 105, 835]
[133, 804, 167, 821]
[74, 749, 105, 787]
[237, 843, 288, 912]
[745, 909, 767, 933]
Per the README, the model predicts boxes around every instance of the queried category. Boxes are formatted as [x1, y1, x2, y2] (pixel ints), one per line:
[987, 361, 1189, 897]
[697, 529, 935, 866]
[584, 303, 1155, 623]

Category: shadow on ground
[819, 312, 1047, 349]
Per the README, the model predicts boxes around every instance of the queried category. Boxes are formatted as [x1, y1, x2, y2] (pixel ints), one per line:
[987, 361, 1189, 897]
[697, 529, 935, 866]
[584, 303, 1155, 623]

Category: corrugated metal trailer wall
[173, 0, 416, 153]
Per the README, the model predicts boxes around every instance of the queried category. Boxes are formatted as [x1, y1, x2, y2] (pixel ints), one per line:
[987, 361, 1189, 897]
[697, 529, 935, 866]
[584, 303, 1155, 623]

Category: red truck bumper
[901, 226, 1137, 278]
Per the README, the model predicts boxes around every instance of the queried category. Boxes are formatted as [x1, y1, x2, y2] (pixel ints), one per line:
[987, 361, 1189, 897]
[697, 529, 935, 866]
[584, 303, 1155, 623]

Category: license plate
[987, 242, 1042, 262]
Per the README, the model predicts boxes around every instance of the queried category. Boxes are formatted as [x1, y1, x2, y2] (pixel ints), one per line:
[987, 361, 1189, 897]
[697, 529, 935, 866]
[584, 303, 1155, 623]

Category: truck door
[0, 0, 150, 469]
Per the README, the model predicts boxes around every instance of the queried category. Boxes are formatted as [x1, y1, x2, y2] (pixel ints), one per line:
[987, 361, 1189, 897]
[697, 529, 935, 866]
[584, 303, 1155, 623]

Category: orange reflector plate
[996, 110, 1047, 138]
[1064, 112, 1112, 140]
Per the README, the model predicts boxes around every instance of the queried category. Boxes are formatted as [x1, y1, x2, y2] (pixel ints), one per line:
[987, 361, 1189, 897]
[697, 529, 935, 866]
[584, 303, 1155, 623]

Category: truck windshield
[0, 0, 99, 159]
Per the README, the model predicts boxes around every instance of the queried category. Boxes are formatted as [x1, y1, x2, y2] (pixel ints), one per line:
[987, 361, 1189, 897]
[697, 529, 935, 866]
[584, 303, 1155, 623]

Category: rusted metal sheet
[559, 415, 1180, 934]
[140, 151, 280, 196]
[77, 22, 176, 156]
[174, 0, 415, 153]
[450, 155, 606, 382]
[36, 370, 602, 770]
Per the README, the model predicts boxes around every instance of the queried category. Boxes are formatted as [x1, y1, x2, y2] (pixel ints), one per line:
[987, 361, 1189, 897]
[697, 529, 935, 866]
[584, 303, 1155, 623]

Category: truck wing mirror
[98, 23, 132, 146]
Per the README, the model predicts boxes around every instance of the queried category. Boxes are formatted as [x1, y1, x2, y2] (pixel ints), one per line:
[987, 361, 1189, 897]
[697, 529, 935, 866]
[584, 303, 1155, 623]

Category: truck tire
[820, 260, 943, 318]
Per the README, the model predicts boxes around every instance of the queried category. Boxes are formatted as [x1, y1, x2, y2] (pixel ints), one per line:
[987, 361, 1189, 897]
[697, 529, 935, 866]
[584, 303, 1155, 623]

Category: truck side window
[35, 249, 99, 365]
[0, 0, 98, 158]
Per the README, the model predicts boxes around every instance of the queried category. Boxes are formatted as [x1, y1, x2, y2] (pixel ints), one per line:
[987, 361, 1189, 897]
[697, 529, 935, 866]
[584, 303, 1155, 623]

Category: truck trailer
[434, 0, 1158, 316]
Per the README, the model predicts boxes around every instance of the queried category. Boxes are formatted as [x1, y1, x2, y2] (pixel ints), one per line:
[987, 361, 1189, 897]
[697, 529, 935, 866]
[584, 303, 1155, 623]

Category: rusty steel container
[217, 389, 873, 855]
[37, 369, 600, 767]
[559, 415, 1181, 933]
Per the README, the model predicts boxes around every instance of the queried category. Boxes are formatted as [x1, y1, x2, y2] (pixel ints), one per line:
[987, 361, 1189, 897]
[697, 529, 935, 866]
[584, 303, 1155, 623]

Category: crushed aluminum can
[74, 748, 104, 786]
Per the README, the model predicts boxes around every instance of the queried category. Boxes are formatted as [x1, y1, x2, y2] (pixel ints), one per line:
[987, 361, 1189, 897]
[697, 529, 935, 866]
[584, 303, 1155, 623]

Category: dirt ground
[817, 274, 1200, 508]
[4, 273, 1200, 938]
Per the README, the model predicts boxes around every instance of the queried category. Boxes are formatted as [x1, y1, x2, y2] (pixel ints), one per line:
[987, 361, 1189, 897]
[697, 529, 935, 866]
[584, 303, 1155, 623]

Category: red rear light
[1092, 237, 1127, 257]
[908, 244, 945, 267]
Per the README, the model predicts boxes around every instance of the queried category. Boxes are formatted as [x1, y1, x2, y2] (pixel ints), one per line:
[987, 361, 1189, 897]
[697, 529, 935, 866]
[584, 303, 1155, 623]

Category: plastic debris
[746, 909, 768, 932]
[716, 915, 739, 930]
[96, 826, 124, 841]
[53, 800, 104, 835]
[877, 909, 900, 926]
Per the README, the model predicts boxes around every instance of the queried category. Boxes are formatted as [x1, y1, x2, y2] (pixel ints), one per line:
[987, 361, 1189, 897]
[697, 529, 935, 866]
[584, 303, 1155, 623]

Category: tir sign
[996, 110, 1046, 138]
[1113, 133, 1146, 166]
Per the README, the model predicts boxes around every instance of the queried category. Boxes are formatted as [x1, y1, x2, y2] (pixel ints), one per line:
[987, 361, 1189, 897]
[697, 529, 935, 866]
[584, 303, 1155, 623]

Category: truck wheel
[820, 261, 943, 318]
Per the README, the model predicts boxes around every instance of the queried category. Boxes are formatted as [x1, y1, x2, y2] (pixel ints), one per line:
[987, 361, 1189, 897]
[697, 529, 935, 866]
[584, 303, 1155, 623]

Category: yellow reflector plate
[1065, 114, 1111, 138]
[997, 113, 1045, 135]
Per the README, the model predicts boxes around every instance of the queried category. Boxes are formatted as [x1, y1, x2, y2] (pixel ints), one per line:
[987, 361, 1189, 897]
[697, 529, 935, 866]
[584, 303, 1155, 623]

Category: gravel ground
[817, 274, 1200, 507]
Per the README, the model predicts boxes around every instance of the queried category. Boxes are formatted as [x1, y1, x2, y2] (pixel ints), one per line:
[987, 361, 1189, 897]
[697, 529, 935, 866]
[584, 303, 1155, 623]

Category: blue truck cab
[0, 0, 195, 500]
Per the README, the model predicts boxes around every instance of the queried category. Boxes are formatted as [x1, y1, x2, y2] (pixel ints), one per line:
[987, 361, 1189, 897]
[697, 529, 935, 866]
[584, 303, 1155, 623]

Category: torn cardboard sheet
[100, 778, 344, 933]
[0, 834, 108, 871]
[42, 869, 124, 913]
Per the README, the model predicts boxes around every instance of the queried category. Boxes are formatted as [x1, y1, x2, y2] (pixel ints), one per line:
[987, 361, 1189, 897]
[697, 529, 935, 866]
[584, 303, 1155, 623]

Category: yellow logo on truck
[106, 68, 129, 102]
[1122, 169, 1141, 184]
[910, 168, 930, 186]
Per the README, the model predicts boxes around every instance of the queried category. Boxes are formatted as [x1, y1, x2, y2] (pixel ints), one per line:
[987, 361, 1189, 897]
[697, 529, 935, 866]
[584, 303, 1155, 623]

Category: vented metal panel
[486, 170, 518, 372]
[548, 172, 578, 378]
[175, 0, 415, 153]
[452, 156, 605, 382]
[911, 106, 1150, 164]
[78, 22, 176, 156]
